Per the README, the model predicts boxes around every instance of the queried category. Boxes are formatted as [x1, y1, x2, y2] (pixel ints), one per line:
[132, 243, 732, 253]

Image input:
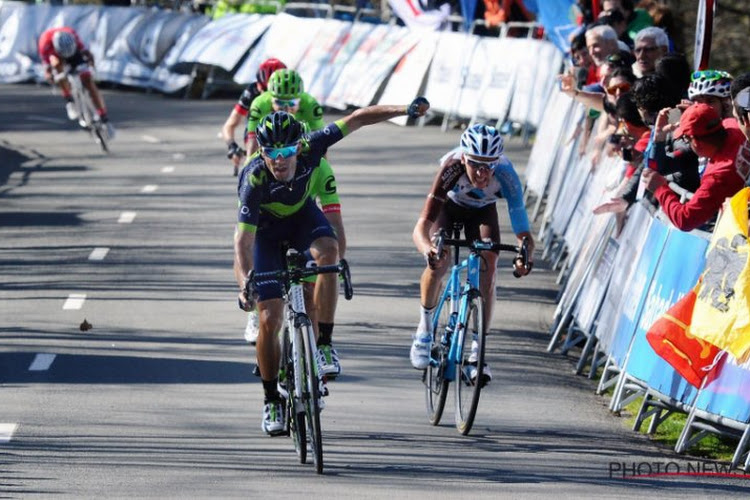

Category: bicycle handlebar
[433, 230, 533, 278]
[244, 256, 354, 305]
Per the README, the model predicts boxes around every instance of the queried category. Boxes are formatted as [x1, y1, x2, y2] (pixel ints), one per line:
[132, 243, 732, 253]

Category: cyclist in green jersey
[245, 69, 325, 157]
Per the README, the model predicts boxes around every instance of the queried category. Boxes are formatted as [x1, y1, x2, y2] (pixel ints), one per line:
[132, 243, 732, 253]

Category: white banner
[326, 24, 418, 110]
[423, 31, 478, 115]
[595, 203, 653, 352]
[148, 15, 209, 93]
[234, 13, 325, 84]
[294, 19, 352, 104]
[306, 21, 374, 107]
[526, 40, 563, 128]
[524, 87, 574, 197]
[468, 37, 520, 123]
[573, 219, 616, 333]
[387, 0, 450, 31]
[177, 14, 271, 72]
[379, 31, 439, 126]
[506, 38, 538, 126]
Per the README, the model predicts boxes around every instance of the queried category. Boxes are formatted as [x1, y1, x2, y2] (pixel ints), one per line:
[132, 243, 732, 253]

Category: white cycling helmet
[460, 124, 504, 159]
[52, 30, 77, 59]
[688, 70, 733, 100]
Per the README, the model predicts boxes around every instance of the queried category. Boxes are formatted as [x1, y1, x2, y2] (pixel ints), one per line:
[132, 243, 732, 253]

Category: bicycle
[246, 249, 353, 474]
[423, 224, 531, 435]
[55, 66, 110, 153]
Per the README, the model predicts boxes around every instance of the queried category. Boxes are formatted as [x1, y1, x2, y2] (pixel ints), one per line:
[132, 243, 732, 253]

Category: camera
[622, 148, 633, 162]
[608, 133, 623, 145]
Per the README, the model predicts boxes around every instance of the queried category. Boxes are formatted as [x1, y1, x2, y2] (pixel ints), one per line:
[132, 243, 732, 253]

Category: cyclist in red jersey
[38, 27, 114, 137]
[222, 58, 286, 176]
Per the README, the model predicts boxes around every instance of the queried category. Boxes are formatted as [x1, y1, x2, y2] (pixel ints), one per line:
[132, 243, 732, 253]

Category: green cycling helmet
[268, 69, 304, 99]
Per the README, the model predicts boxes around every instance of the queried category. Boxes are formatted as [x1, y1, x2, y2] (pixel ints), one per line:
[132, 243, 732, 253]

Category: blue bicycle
[424, 224, 531, 435]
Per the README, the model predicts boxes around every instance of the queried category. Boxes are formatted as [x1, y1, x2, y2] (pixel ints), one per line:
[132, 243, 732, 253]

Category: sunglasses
[272, 97, 301, 108]
[262, 144, 298, 159]
[465, 157, 495, 172]
[606, 82, 631, 95]
[691, 70, 730, 82]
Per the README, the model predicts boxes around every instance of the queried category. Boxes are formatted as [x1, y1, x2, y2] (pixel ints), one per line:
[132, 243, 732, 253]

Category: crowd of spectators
[558, 0, 750, 234]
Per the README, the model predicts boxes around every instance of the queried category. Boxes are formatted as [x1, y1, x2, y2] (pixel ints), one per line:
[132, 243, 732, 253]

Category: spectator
[689, 70, 736, 123]
[601, 0, 653, 40]
[729, 73, 750, 183]
[655, 53, 691, 104]
[641, 103, 748, 231]
[632, 73, 678, 126]
[599, 8, 633, 48]
[570, 32, 597, 88]
[585, 24, 619, 87]
[638, 0, 678, 51]
[732, 73, 750, 142]
[632, 27, 668, 77]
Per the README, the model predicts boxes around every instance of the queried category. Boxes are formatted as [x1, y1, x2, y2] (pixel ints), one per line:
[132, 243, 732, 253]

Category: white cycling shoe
[410, 332, 432, 370]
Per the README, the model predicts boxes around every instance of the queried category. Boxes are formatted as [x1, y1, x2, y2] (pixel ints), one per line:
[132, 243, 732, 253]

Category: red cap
[674, 102, 724, 139]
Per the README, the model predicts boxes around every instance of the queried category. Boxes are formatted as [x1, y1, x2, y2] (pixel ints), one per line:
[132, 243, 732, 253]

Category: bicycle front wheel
[425, 297, 450, 426]
[301, 323, 323, 474]
[284, 324, 306, 463]
[455, 290, 485, 435]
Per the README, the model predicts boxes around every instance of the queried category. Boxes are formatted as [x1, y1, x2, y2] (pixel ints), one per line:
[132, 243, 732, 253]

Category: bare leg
[256, 299, 283, 381]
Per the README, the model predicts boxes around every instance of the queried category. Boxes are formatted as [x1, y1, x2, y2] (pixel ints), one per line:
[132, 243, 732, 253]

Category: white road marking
[88, 247, 109, 261]
[172, 153, 185, 161]
[63, 293, 86, 310]
[0, 424, 18, 443]
[29, 354, 56, 371]
[27, 115, 67, 124]
[118, 211, 136, 223]
[141, 134, 161, 144]
[141, 185, 158, 193]
[161, 166, 175, 173]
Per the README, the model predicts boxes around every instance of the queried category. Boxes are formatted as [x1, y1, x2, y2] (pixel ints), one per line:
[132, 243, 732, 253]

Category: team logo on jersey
[324, 176, 337, 194]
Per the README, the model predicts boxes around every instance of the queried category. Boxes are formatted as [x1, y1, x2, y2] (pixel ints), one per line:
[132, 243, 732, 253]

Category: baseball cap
[673, 102, 724, 139]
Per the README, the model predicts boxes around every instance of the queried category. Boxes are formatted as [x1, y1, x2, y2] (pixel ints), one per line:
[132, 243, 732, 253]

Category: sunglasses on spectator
[464, 157, 495, 172]
[272, 97, 301, 108]
[262, 144, 298, 159]
[606, 82, 631, 95]
[691, 70, 730, 82]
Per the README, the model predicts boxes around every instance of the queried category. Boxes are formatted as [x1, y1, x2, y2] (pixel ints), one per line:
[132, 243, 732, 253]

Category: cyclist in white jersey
[410, 124, 534, 380]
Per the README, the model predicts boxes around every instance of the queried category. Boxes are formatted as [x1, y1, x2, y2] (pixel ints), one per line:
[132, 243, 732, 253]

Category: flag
[534, 0, 578, 53]
[646, 284, 723, 387]
[691, 187, 750, 360]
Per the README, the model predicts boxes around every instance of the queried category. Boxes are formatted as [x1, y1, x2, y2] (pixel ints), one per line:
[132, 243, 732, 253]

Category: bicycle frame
[432, 249, 482, 381]
[57, 66, 109, 153]
[284, 281, 315, 415]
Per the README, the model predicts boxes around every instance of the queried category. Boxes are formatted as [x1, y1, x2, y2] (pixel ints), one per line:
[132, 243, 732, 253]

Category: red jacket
[654, 127, 748, 231]
[38, 27, 85, 65]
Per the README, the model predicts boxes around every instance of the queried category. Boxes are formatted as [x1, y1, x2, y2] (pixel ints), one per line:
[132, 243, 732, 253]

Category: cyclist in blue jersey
[235, 97, 430, 435]
[410, 124, 534, 379]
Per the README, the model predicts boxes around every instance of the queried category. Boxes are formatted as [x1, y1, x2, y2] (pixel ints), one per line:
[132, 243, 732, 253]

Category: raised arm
[340, 97, 430, 134]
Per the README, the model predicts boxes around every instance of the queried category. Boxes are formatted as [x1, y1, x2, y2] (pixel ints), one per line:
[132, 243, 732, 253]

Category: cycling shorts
[53, 52, 91, 77]
[433, 199, 501, 250]
[253, 199, 336, 301]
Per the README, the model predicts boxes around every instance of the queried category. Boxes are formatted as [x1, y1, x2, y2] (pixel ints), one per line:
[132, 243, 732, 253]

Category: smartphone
[667, 108, 682, 125]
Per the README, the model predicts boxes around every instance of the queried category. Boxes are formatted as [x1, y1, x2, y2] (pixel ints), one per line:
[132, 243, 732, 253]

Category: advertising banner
[423, 31, 478, 114]
[623, 228, 708, 404]
[696, 356, 750, 423]
[607, 216, 668, 366]
[234, 13, 325, 84]
[294, 19, 352, 103]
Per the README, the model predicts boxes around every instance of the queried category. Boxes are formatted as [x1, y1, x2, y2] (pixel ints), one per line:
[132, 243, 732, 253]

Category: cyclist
[410, 124, 534, 380]
[38, 26, 114, 138]
[222, 58, 287, 176]
[244, 69, 325, 157]
[235, 98, 429, 435]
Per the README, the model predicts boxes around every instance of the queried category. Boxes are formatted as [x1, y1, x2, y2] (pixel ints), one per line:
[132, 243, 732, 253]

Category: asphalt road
[1, 83, 748, 498]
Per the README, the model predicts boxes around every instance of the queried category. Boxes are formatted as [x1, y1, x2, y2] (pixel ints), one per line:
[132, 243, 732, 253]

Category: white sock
[417, 305, 435, 335]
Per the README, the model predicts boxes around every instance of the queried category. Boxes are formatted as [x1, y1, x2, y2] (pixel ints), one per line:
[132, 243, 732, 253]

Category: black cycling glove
[407, 96, 430, 119]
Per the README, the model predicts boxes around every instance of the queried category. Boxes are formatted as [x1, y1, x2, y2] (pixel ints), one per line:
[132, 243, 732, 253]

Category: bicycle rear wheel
[425, 297, 450, 425]
[455, 290, 485, 435]
[301, 322, 323, 474]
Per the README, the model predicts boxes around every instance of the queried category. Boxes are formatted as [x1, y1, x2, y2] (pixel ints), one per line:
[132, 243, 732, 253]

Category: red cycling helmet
[256, 58, 287, 91]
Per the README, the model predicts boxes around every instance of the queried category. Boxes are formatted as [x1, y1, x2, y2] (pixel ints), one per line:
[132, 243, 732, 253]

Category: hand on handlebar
[238, 272, 258, 311]
[512, 235, 535, 278]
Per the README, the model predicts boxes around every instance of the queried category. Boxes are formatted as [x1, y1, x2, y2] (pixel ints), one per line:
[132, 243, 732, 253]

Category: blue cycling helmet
[52, 30, 77, 59]
[460, 124, 504, 159]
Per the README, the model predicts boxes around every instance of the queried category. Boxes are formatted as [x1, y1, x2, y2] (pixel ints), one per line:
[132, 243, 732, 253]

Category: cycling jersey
[38, 27, 85, 65]
[422, 148, 530, 235]
[237, 120, 348, 233]
[233, 82, 262, 118]
[246, 91, 325, 137]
